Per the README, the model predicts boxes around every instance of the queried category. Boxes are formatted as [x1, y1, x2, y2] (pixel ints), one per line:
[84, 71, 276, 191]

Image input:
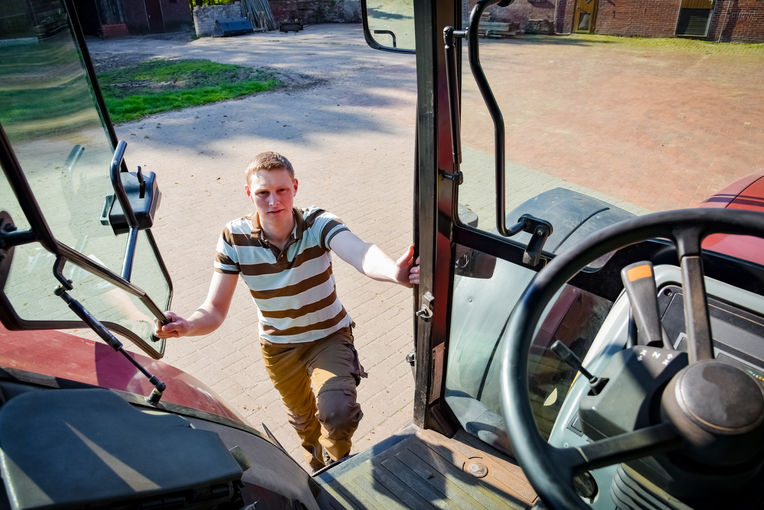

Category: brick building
[74, 0, 192, 37]
[267, 0, 361, 25]
[477, 0, 764, 43]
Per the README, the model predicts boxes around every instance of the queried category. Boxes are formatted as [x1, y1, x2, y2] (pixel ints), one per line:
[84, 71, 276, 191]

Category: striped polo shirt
[214, 206, 352, 344]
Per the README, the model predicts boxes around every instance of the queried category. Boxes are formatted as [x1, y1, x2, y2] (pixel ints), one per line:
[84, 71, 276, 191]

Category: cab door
[0, 0, 172, 359]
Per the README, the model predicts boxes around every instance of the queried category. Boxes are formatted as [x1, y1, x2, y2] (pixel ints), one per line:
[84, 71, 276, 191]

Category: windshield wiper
[54, 278, 166, 405]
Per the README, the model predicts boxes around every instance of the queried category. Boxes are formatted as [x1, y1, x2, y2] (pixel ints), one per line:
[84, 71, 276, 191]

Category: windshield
[455, 26, 763, 235]
[0, 0, 170, 358]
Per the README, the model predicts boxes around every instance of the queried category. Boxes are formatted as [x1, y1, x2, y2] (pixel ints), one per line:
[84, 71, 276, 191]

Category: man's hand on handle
[395, 245, 420, 287]
[153, 311, 190, 339]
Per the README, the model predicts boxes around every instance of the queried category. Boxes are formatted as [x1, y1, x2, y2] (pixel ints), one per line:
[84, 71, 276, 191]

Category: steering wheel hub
[662, 360, 764, 466]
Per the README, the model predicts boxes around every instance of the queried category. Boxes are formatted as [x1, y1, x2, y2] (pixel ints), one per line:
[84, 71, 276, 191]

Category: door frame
[573, 0, 599, 33]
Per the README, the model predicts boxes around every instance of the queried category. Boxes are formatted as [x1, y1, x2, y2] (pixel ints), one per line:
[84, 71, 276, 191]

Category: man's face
[246, 167, 298, 224]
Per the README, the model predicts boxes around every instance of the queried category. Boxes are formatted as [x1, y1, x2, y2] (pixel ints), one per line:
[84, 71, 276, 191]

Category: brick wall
[193, 0, 360, 36]
[709, 0, 764, 42]
[100, 23, 130, 38]
[557, 0, 576, 33]
[594, 0, 680, 37]
[552, 0, 764, 42]
[268, 0, 361, 25]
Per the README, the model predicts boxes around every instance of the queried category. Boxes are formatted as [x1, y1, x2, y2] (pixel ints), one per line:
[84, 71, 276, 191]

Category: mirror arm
[359, 0, 415, 54]
[122, 228, 139, 281]
[109, 141, 140, 229]
[109, 141, 141, 281]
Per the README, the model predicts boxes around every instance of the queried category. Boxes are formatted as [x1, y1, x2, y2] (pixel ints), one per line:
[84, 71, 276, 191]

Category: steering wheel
[500, 208, 764, 509]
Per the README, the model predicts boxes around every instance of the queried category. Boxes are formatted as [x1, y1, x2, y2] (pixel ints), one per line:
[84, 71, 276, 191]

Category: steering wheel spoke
[673, 226, 714, 361]
[567, 422, 680, 472]
[678, 254, 714, 361]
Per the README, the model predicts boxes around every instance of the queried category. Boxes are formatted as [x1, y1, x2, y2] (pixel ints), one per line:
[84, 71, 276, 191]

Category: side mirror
[100, 141, 163, 281]
[361, 0, 415, 53]
[101, 168, 161, 235]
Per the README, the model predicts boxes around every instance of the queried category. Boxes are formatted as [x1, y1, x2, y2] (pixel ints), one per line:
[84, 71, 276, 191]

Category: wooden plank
[364, 460, 440, 509]
[405, 437, 527, 509]
[325, 464, 410, 509]
[346, 470, 412, 510]
[381, 454, 464, 509]
[394, 446, 490, 510]
[418, 429, 537, 504]
[318, 476, 368, 509]
[317, 450, 426, 509]
[478, 21, 515, 38]
[314, 488, 346, 510]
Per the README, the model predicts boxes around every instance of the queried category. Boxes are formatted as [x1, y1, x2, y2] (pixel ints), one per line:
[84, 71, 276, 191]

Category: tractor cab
[356, 0, 764, 508]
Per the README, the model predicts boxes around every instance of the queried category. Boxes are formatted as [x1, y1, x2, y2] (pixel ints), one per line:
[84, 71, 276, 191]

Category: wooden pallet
[477, 21, 517, 38]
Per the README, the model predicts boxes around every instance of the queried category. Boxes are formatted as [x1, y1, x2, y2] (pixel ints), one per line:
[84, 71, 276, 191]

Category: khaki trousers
[260, 326, 366, 471]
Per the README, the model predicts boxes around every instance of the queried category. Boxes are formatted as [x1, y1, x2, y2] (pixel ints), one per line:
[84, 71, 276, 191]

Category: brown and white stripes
[214, 206, 353, 343]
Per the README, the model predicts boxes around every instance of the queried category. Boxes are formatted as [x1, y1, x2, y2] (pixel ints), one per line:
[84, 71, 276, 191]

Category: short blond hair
[245, 151, 295, 184]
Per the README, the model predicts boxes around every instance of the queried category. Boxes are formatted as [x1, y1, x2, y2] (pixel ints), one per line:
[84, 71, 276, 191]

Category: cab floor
[314, 427, 538, 509]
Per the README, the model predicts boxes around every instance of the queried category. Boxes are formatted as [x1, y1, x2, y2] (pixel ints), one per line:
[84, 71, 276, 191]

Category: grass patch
[97, 59, 282, 123]
[525, 33, 764, 55]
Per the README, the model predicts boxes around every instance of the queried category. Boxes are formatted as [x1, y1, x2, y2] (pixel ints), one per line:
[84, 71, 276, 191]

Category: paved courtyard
[85, 25, 763, 470]
[88, 25, 418, 468]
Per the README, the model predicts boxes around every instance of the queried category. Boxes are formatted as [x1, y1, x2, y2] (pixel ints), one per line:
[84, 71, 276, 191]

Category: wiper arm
[54, 286, 166, 405]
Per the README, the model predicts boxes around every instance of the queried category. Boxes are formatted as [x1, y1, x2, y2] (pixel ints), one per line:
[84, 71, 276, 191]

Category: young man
[154, 151, 419, 471]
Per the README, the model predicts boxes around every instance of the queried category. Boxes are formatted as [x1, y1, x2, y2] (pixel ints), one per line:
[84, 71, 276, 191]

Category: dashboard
[547, 264, 764, 508]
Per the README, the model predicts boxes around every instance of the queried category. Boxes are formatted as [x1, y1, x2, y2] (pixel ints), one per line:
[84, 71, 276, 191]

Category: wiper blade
[54, 286, 166, 405]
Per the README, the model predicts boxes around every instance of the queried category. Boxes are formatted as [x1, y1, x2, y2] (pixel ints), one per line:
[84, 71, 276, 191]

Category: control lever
[620, 261, 669, 348]
[551, 340, 607, 395]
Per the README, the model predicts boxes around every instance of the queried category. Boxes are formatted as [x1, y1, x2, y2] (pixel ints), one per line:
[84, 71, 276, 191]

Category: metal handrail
[466, 0, 514, 236]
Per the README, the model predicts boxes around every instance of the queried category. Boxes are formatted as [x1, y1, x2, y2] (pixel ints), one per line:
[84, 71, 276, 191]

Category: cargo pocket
[347, 342, 368, 386]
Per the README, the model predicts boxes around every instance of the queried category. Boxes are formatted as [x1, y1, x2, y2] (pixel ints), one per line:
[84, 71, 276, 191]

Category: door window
[0, 0, 170, 357]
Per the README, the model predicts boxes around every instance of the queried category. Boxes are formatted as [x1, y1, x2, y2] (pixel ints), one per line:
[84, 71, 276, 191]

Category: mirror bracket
[515, 214, 552, 267]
